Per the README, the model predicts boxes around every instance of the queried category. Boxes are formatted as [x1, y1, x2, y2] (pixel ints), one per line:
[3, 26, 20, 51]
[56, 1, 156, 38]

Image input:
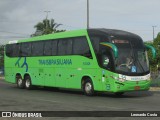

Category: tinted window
[73, 37, 91, 58]
[100, 47, 114, 71]
[6, 44, 12, 57]
[90, 36, 101, 53]
[44, 40, 53, 56]
[32, 41, 44, 56]
[58, 39, 72, 55]
[66, 39, 72, 55]
[20, 42, 31, 56]
[52, 40, 57, 55]
[6, 44, 20, 57]
[90, 35, 109, 54]
[12, 44, 20, 57]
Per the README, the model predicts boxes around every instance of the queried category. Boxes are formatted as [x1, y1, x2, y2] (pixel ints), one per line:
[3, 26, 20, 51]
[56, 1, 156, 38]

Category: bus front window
[113, 39, 149, 75]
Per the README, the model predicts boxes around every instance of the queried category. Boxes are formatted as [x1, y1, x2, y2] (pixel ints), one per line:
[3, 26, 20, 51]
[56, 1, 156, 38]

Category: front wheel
[83, 79, 94, 96]
[25, 76, 33, 90]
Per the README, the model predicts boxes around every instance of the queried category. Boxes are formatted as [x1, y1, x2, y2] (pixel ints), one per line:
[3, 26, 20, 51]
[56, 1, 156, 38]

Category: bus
[4, 29, 156, 96]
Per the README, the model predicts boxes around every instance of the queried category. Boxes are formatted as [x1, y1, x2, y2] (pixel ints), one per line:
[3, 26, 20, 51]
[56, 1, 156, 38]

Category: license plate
[134, 86, 140, 90]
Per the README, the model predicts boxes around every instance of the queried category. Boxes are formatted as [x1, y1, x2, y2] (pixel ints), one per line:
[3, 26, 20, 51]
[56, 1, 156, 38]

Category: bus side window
[12, 44, 20, 57]
[52, 40, 58, 56]
[99, 46, 114, 71]
[6, 44, 20, 57]
[102, 53, 113, 70]
[90, 36, 100, 54]
[73, 37, 92, 58]
[58, 39, 72, 56]
[32, 41, 44, 56]
[6, 44, 13, 57]
[58, 39, 67, 55]
[66, 39, 72, 55]
[20, 42, 31, 57]
[44, 40, 53, 56]
[102, 55, 110, 68]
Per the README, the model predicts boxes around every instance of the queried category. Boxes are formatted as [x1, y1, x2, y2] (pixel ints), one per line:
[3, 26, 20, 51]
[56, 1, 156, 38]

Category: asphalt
[0, 79, 160, 120]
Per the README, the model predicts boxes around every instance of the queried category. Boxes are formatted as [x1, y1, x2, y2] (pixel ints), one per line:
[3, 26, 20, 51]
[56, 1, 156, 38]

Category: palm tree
[32, 19, 65, 37]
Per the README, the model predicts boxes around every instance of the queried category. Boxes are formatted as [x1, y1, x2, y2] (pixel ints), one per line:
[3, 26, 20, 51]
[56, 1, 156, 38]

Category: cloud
[0, 0, 160, 44]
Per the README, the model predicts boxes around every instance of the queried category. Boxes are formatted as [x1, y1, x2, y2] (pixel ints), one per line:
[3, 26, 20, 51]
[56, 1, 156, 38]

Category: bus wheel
[16, 76, 25, 89]
[25, 76, 33, 90]
[83, 79, 94, 96]
[115, 92, 124, 96]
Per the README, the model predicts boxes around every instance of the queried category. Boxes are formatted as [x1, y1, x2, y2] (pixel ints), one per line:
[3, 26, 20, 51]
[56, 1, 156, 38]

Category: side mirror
[100, 42, 118, 58]
[145, 44, 156, 59]
[102, 55, 110, 67]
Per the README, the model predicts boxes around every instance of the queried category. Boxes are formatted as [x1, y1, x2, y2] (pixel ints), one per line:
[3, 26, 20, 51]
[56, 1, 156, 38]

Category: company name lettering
[39, 59, 72, 65]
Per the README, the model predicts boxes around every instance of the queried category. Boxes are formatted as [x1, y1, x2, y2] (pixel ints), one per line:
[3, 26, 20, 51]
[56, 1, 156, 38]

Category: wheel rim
[18, 78, 22, 86]
[85, 82, 92, 94]
[25, 79, 30, 88]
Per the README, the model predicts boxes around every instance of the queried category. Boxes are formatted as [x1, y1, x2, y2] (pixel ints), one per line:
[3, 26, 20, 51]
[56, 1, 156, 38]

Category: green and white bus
[4, 29, 156, 96]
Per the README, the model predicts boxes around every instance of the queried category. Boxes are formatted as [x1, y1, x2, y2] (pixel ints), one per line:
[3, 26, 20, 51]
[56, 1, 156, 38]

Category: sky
[0, 0, 160, 45]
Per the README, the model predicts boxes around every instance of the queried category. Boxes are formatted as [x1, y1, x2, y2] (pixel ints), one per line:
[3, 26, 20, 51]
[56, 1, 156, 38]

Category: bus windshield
[112, 39, 149, 75]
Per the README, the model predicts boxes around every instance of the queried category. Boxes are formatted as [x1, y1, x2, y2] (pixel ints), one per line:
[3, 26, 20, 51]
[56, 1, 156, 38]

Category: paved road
[0, 79, 160, 119]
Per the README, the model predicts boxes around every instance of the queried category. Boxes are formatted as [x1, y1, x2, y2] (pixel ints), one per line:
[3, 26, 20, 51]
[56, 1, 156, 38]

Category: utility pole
[44, 11, 51, 19]
[44, 11, 51, 29]
[152, 26, 157, 40]
[87, 0, 89, 29]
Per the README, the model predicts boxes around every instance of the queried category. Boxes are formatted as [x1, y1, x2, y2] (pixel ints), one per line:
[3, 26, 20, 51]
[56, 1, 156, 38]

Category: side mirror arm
[100, 42, 118, 58]
[145, 44, 156, 59]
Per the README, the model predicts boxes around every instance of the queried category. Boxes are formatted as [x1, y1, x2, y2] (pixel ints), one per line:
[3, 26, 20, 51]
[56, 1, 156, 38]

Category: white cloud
[0, 0, 160, 44]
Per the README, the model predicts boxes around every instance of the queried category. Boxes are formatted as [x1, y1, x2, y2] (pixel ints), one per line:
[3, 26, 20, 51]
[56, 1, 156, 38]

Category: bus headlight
[110, 75, 125, 82]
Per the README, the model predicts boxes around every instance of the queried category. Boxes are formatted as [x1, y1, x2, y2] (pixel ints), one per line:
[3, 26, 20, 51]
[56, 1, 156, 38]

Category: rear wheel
[25, 76, 33, 90]
[16, 76, 25, 89]
[82, 79, 94, 96]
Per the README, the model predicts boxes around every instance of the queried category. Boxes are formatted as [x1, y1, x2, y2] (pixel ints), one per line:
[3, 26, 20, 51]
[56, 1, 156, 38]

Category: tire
[25, 76, 33, 90]
[83, 79, 94, 96]
[16, 76, 25, 89]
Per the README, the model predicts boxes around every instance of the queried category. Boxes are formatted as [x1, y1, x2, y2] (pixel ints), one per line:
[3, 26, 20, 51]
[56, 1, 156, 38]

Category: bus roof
[8, 29, 88, 43]
[88, 28, 142, 40]
[8, 28, 142, 44]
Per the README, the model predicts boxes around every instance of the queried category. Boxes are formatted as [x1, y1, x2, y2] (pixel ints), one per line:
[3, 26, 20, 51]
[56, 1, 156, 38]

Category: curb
[0, 77, 4, 79]
[149, 87, 160, 91]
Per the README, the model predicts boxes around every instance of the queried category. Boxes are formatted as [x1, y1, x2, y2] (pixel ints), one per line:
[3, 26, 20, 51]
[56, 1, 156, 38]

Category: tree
[153, 33, 160, 69]
[31, 19, 65, 37]
[146, 33, 160, 71]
